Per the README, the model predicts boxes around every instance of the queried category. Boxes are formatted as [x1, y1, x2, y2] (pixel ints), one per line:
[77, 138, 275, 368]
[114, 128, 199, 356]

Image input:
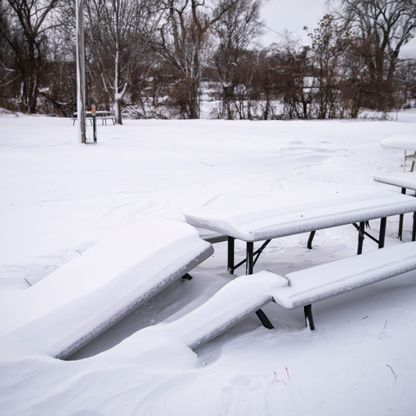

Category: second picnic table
[186, 190, 416, 275]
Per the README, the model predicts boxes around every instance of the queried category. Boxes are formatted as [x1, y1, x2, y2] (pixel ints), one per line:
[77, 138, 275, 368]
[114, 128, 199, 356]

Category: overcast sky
[260, 0, 416, 57]
[260, 0, 328, 46]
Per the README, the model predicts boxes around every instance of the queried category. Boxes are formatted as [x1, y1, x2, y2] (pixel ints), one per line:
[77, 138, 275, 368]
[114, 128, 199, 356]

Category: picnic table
[381, 136, 416, 172]
[185, 190, 416, 328]
[72, 111, 116, 126]
[185, 190, 416, 274]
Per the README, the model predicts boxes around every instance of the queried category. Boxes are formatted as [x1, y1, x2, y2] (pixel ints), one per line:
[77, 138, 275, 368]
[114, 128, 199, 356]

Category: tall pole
[76, 0, 86, 144]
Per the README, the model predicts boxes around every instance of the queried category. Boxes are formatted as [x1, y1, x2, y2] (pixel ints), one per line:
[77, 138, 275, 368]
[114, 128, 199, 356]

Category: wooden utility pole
[76, 0, 86, 143]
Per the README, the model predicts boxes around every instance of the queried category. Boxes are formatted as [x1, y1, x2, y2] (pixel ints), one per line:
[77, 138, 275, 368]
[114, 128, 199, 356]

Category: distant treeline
[1, 0, 416, 123]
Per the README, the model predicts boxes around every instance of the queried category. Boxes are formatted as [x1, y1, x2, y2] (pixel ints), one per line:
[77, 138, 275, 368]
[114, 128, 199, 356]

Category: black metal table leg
[357, 221, 365, 255]
[378, 217, 386, 249]
[413, 212, 416, 242]
[399, 188, 406, 240]
[304, 304, 315, 330]
[246, 242, 274, 329]
[227, 236, 235, 274]
[246, 242, 254, 275]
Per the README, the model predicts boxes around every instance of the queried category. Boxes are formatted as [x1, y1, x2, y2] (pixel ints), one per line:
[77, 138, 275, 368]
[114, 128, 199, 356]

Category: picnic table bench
[374, 172, 416, 240]
[72, 111, 116, 126]
[165, 241, 416, 348]
[0, 220, 213, 358]
[185, 190, 416, 329]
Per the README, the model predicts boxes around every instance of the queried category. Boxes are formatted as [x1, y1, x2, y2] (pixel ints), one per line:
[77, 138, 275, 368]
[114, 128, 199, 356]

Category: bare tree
[308, 14, 349, 119]
[340, 0, 416, 111]
[85, 0, 158, 124]
[1, 0, 60, 113]
[153, 0, 239, 119]
[213, 0, 263, 119]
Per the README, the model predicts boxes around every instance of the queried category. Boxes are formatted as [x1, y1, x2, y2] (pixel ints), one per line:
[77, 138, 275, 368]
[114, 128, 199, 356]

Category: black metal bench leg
[227, 236, 235, 274]
[182, 273, 193, 280]
[379, 217, 386, 249]
[413, 212, 416, 242]
[357, 221, 365, 255]
[307, 231, 316, 249]
[304, 304, 315, 330]
[255, 310, 274, 329]
[246, 242, 274, 329]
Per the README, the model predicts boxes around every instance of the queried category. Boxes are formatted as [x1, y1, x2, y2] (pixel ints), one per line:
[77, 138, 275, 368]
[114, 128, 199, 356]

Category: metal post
[91, 104, 97, 143]
[378, 217, 386, 249]
[76, 0, 86, 144]
[357, 221, 365, 255]
[227, 237, 235, 274]
[246, 242, 274, 329]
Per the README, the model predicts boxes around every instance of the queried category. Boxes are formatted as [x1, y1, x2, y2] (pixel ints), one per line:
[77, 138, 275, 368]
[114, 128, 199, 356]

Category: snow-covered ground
[1, 112, 416, 415]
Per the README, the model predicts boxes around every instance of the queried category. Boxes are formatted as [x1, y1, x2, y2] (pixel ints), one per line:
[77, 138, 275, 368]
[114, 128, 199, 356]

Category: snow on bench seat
[165, 271, 287, 349]
[0, 220, 213, 358]
[272, 242, 416, 309]
[159, 242, 416, 349]
[374, 172, 416, 191]
[185, 191, 416, 242]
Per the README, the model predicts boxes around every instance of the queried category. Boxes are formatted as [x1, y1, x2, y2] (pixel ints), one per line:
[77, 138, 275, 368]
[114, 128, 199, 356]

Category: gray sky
[260, 0, 328, 46]
[260, 0, 416, 57]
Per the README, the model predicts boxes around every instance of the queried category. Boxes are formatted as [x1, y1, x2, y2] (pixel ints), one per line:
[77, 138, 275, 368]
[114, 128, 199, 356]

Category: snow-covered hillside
[0, 112, 416, 415]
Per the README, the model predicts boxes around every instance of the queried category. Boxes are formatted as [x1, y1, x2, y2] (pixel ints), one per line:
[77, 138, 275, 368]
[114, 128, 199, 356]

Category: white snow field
[1, 112, 416, 415]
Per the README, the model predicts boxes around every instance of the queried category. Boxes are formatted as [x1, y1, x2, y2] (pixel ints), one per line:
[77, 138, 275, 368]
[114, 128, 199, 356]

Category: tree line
[1, 0, 416, 122]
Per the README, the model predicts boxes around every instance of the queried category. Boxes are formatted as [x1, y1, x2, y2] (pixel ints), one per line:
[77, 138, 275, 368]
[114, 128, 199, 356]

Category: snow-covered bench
[374, 172, 416, 240]
[0, 220, 213, 359]
[163, 242, 416, 349]
[375, 172, 416, 192]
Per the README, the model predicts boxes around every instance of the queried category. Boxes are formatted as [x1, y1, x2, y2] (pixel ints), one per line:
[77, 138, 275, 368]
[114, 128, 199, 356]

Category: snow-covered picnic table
[185, 190, 416, 275]
[185, 190, 416, 329]
[381, 136, 416, 171]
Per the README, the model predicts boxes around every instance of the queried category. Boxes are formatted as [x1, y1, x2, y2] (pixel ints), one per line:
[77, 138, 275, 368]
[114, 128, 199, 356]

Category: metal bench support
[182, 273, 193, 281]
[307, 231, 316, 249]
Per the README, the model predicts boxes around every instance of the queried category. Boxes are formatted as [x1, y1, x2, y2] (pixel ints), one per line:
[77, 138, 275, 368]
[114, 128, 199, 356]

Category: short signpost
[91, 104, 97, 143]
